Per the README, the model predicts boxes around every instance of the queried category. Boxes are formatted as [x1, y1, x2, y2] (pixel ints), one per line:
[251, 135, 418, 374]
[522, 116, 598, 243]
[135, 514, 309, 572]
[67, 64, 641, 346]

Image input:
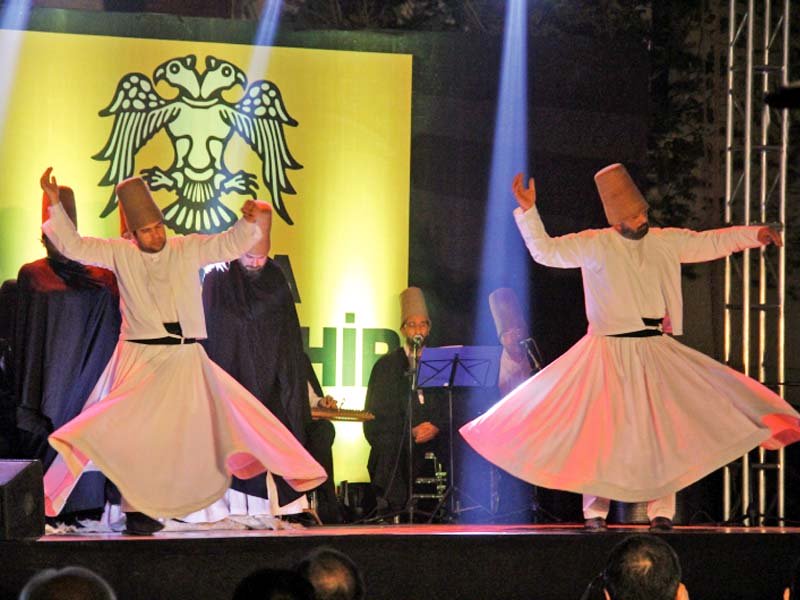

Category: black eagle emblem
[93, 55, 302, 233]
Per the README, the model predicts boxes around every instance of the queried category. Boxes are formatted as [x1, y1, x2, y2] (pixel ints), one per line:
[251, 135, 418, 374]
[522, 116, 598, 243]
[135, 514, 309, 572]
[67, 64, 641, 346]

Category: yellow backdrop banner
[0, 29, 412, 483]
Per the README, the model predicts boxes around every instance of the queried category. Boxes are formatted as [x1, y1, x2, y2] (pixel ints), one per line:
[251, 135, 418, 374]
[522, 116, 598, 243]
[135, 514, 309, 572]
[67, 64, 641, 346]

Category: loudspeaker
[0, 460, 45, 539]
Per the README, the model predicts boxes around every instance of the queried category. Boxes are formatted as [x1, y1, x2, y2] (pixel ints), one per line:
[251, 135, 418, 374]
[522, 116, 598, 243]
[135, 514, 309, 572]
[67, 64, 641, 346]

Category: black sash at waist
[129, 322, 197, 345]
[608, 317, 664, 338]
[641, 317, 664, 327]
[608, 329, 662, 338]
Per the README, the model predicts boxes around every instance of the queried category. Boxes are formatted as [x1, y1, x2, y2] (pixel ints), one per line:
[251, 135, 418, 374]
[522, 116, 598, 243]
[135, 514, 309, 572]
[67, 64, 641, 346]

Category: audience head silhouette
[19, 566, 116, 600]
[296, 547, 366, 600]
[603, 535, 688, 600]
[232, 568, 315, 600]
[785, 557, 800, 600]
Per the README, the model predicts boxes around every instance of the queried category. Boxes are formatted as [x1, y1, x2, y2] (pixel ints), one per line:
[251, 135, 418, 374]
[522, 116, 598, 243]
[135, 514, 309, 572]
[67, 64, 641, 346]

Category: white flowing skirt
[460, 334, 800, 502]
[180, 487, 308, 524]
[44, 341, 327, 518]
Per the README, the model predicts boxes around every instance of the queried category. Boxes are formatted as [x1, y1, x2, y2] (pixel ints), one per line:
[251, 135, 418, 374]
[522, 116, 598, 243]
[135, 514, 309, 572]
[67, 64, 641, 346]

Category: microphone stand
[406, 339, 420, 523]
[520, 337, 544, 373]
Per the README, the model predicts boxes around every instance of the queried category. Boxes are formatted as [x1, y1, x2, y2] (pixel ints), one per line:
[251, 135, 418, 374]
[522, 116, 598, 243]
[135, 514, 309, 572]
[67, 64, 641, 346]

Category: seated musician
[487, 287, 538, 521]
[363, 287, 448, 516]
[489, 287, 542, 395]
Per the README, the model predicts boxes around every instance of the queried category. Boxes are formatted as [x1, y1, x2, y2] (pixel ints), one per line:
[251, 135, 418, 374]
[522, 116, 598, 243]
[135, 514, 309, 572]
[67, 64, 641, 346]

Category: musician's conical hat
[41, 187, 77, 227]
[489, 287, 527, 339]
[400, 287, 429, 325]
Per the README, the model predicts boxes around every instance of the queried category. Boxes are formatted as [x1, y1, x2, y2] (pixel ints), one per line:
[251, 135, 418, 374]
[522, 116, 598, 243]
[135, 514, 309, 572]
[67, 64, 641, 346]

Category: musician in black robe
[202, 203, 310, 510]
[363, 287, 448, 513]
[13, 188, 120, 514]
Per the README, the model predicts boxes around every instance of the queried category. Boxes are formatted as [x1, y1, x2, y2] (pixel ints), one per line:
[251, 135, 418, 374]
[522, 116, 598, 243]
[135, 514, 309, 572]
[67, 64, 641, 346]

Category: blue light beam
[246, 0, 283, 82]
[474, 0, 529, 344]
[227, 0, 283, 169]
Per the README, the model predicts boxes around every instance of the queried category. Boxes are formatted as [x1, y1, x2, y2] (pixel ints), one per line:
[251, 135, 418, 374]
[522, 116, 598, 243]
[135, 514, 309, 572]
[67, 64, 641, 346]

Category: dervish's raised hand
[512, 173, 536, 211]
[40, 167, 60, 206]
[241, 199, 261, 223]
[241, 199, 273, 223]
[253, 200, 273, 224]
[757, 226, 783, 247]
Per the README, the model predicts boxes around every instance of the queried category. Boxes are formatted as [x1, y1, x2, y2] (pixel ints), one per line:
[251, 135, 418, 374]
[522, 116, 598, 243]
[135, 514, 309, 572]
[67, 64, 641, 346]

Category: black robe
[303, 352, 341, 523]
[13, 258, 120, 512]
[0, 280, 17, 457]
[363, 347, 448, 510]
[202, 260, 310, 506]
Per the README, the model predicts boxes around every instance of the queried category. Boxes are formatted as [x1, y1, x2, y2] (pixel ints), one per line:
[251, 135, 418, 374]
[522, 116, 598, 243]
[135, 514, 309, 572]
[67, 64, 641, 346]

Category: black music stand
[417, 345, 502, 519]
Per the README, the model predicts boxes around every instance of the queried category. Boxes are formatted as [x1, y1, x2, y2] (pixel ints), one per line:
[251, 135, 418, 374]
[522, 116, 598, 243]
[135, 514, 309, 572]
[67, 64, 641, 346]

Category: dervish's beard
[242, 265, 263, 278]
[138, 241, 166, 253]
[239, 253, 267, 272]
[134, 234, 167, 253]
[240, 261, 264, 273]
[619, 222, 649, 240]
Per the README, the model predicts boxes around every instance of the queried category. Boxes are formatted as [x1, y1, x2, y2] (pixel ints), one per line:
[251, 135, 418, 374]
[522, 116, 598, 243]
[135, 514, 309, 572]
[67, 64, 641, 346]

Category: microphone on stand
[408, 334, 424, 379]
[519, 337, 543, 372]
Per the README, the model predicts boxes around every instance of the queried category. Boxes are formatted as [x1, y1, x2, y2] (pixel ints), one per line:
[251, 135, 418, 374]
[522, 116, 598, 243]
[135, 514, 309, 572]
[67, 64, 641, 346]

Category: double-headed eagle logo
[94, 55, 301, 233]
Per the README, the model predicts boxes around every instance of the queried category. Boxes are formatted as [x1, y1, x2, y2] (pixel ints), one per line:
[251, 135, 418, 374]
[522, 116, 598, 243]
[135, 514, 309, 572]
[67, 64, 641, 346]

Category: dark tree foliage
[278, 0, 501, 31]
[275, 0, 797, 233]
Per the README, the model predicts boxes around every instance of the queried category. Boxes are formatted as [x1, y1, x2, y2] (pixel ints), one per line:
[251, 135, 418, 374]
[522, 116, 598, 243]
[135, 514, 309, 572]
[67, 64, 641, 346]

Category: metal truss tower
[724, 0, 790, 525]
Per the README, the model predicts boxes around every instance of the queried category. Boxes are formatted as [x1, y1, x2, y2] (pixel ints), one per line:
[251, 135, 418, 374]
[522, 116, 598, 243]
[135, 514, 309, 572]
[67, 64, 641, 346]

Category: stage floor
[31, 521, 800, 540]
[2, 524, 799, 599]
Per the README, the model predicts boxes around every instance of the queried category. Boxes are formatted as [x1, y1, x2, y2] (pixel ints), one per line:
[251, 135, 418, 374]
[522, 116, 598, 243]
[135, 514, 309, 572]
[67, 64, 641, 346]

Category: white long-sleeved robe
[460, 205, 800, 502]
[41, 203, 326, 517]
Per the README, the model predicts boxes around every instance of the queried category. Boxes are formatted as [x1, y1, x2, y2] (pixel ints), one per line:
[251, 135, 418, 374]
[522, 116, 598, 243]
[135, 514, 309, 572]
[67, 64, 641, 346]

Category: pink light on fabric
[461, 334, 800, 502]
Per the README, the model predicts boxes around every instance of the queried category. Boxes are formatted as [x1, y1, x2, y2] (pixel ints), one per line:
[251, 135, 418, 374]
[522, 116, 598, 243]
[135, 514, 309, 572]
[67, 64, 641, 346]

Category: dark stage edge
[2, 524, 799, 600]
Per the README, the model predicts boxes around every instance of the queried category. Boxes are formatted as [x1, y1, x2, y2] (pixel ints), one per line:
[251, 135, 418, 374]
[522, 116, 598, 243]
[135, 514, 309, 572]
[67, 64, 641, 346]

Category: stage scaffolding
[723, 0, 790, 525]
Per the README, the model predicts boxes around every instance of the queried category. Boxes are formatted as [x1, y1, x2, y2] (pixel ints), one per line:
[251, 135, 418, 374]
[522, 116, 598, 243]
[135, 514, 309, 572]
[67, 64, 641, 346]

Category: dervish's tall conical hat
[594, 163, 649, 226]
[116, 177, 163, 232]
[489, 287, 527, 339]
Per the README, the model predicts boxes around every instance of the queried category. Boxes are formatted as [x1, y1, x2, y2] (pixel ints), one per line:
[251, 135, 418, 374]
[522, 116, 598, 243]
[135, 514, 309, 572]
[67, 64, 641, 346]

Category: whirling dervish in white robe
[39, 172, 326, 521]
[460, 164, 800, 524]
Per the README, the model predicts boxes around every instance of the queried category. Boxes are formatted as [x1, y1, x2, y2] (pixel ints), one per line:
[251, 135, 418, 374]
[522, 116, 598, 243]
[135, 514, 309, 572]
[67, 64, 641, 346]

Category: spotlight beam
[475, 0, 530, 343]
[247, 0, 283, 82]
[228, 0, 284, 170]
